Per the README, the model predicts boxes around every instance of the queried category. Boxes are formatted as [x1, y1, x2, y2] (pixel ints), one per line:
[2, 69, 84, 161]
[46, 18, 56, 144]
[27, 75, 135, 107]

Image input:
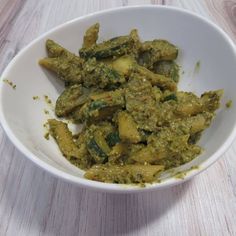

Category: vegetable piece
[55, 84, 90, 117]
[153, 61, 180, 82]
[45, 39, 83, 66]
[39, 56, 125, 88]
[139, 130, 152, 142]
[189, 114, 208, 134]
[157, 144, 201, 169]
[79, 29, 139, 59]
[89, 89, 124, 103]
[152, 86, 163, 103]
[83, 58, 126, 88]
[106, 131, 121, 147]
[117, 111, 141, 143]
[84, 101, 108, 119]
[174, 92, 202, 117]
[111, 55, 177, 91]
[201, 90, 223, 112]
[94, 130, 111, 154]
[111, 55, 135, 76]
[82, 23, 100, 48]
[125, 77, 158, 131]
[48, 119, 90, 169]
[87, 138, 108, 164]
[80, 35, 131, 58]
[130, 146, 160, 164]
[154, 91, 218, 127]
[78, 89, 125, 121]
[169, 113, 213, 135]
[84, 164, 164, 183]
[138, 40, 178, 69]
[89, 100, 107, 110]
[163, 93, 177, 102]
[108, 143, 127, 163]
[144, 127, 202, 168]
[147, 131, 190, 161]
[136, 66, 177, 91]
[85, 123, 114, 164]
[129, 29, 141, 57]
[73, 130, 91, 167]
[39, 57, 83, 83]
[188, 132, 202, 144]
[88, 105, 121, 122]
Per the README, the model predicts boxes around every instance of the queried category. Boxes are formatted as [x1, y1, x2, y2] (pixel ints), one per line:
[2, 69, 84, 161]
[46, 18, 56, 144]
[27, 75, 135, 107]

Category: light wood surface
[1, 0, 236, 235]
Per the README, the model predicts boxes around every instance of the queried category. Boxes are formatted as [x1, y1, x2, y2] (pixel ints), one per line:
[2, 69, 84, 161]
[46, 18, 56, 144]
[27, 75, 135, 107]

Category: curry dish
[39, 23, 222, 184]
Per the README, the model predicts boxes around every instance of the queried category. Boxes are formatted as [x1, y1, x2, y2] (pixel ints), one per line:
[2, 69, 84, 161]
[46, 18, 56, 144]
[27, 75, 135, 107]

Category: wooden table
[1, 0, 236, 235]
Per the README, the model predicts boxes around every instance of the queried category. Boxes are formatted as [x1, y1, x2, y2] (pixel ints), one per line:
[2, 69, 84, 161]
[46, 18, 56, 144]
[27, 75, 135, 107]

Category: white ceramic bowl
[1, 6, 236, 193]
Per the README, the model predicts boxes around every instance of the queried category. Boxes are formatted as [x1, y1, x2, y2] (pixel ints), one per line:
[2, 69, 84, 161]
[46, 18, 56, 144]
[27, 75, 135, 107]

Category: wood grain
[205, 0, 236, 42]
[0, 1, 236, 235]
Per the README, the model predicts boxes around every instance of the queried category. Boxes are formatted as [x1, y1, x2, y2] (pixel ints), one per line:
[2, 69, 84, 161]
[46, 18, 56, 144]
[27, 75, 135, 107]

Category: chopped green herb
[89, 100, 107, 111]
[44, 95, 52, 104]
[43, 122, 48, 128]
[87, 138, 107, 163]
[3, 79, 16, 90]
[163, 94, 177, 102]
[33, 96, 40, 100]
[106, 132, 121, 147]
[226, 100, 232, 108]
[44, 132, 50, 140]
[44, 109, 49, 114]
[194, 60, 200, 74]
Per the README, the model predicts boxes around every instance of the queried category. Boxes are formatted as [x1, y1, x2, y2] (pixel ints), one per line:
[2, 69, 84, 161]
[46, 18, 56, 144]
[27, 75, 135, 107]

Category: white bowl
[1, 6, 236, 193]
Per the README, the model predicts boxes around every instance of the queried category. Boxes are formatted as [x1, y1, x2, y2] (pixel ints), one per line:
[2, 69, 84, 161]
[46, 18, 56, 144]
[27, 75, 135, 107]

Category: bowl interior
[1, 6, 236, 191]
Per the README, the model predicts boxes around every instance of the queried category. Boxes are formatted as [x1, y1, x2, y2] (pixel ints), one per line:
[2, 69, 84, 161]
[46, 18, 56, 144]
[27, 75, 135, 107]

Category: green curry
[39, 23, 222, 184]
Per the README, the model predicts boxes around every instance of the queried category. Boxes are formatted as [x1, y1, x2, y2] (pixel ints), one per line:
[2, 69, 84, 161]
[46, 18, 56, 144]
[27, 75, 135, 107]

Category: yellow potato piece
[118, 111, 141, 143]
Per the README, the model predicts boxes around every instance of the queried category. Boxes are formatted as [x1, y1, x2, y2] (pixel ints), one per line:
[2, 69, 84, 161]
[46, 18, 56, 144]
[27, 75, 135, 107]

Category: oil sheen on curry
[39, 23, 222, 184]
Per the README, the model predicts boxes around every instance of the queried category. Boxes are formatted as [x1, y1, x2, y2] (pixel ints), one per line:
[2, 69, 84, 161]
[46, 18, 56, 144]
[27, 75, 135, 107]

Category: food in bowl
[39, 23, 222, 184]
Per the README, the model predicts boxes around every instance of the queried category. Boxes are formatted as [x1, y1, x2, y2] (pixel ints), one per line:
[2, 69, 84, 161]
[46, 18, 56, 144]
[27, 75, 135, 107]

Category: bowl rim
[1, 5, 236, 193]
